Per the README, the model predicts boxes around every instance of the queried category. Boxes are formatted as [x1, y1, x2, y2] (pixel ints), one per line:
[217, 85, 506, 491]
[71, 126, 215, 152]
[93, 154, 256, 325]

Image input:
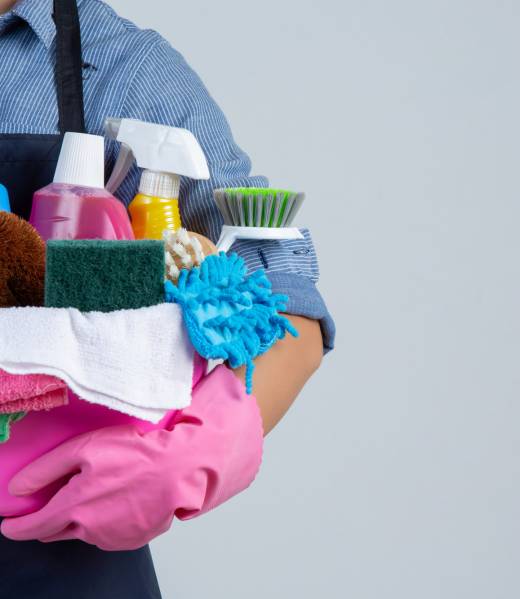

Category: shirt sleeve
[112, 38, 335, 352]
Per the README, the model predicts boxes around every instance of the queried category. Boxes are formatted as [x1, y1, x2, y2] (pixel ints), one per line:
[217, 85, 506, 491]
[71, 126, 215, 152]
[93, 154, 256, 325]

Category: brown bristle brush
[0, 213, 45, 307]
[164, 228, 218, 284]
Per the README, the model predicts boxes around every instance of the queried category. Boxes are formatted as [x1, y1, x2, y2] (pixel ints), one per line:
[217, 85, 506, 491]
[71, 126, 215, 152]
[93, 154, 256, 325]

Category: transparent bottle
[30, 132, 134, 241]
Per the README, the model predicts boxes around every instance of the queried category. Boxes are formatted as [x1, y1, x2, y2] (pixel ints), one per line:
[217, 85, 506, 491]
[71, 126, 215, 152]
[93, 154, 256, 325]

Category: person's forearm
[0, 0, 15, 15]
[235, 316, 323, 435]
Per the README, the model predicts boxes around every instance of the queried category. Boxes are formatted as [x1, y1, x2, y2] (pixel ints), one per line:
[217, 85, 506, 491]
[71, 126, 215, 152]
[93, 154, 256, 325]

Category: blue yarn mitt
[164, 252, 298, 393]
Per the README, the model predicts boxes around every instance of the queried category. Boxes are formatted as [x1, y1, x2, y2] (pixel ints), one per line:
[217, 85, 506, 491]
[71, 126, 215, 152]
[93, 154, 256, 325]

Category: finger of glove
[39, 525, 84, 545]
[8, 434, 89, 496]
[0, 489, 74, 541]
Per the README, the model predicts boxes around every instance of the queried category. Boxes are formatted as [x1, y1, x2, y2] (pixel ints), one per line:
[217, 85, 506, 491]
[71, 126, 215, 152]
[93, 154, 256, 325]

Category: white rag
[0, 304, 194, 423]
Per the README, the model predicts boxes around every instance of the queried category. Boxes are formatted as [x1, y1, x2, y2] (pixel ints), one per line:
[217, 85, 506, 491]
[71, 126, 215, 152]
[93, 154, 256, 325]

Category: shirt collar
[5, 0, 84, 50]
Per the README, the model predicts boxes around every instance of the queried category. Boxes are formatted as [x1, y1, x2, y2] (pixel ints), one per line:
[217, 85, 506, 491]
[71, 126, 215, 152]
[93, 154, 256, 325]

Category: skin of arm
[235, 315, 323, 435]
[0, 0, 15, 14]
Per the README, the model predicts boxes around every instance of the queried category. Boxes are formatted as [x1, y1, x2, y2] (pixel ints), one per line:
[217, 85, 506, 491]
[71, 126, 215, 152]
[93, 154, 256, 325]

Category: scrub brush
[0, 212, 45, 307]
[214, 187, 305, 228]
[164, 228, 218, 283]
[213, 188, 305, 252]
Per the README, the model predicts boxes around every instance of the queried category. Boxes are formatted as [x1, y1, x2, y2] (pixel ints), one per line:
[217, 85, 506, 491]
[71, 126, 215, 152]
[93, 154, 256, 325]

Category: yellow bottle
[129, 171, 182, 239]
[104, 118, 210, 240]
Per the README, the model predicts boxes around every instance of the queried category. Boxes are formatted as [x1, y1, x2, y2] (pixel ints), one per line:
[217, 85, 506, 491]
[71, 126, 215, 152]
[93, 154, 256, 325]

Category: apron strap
[53, 0, 85, 134]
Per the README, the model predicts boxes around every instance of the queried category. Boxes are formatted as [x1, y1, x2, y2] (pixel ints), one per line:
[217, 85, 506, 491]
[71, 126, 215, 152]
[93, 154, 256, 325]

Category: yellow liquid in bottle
[128, 194, 182, 240]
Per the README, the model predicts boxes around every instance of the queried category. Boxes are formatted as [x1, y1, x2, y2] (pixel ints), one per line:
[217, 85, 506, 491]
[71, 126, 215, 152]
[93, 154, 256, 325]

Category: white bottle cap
[139, 170, 180, 199]
[53, 132, 105, 189]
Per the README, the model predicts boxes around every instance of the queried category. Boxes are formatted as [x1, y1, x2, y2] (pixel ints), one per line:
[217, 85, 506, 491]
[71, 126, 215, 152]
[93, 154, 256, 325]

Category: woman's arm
[235, 316, 323, 435]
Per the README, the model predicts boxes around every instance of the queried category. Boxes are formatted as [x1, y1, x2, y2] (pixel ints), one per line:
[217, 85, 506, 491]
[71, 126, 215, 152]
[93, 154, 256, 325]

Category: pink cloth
[1, 365, 264, 551]
[0, 354, 207, 517]
[0, 370, 68, 414]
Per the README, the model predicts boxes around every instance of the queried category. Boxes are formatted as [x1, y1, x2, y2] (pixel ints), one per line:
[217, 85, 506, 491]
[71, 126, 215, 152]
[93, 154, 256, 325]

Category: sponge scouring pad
[45, 240, 165, 312]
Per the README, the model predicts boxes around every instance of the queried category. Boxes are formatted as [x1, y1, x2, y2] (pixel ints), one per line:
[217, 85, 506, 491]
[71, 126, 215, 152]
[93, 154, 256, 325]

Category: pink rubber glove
[0, 365, 263, 550]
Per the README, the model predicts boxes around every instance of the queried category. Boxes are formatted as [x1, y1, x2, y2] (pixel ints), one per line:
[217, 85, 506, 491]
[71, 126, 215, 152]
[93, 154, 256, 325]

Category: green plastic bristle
[214, 188, 305, 228]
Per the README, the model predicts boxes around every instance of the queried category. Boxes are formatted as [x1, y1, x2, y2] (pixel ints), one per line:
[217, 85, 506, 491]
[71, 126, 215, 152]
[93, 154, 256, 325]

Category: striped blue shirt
[0, 0, 334, 350]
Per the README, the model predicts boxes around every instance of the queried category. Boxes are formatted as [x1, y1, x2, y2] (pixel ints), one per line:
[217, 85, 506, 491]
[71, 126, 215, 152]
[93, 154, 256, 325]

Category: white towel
[0, 304, 194, 423]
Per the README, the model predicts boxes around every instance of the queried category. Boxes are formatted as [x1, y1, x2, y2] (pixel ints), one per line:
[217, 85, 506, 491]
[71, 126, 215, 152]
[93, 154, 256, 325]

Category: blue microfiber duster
[164, 252, 298, 393]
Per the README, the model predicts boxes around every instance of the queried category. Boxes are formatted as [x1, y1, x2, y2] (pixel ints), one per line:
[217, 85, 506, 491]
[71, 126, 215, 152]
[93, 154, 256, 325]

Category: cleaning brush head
[164, 228, 217, 284]
[0, 212, 45, 308]
[214, 188, 305, 228]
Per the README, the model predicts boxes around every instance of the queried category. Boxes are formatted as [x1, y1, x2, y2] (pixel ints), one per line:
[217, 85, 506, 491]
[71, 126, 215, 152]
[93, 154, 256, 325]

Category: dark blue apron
[0, 1, 162, 597]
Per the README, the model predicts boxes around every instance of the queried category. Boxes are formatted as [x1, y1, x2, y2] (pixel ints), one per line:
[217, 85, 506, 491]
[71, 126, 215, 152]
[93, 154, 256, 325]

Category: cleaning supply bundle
[105, 118, 210, 239]
[214, 187, 305, 252]
[0, 117, 304, 527]
[29, 132, 134, 241]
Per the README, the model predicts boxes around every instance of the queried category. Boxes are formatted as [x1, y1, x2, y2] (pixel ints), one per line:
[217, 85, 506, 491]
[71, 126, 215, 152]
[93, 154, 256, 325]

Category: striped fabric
[0, 0, 334, 350]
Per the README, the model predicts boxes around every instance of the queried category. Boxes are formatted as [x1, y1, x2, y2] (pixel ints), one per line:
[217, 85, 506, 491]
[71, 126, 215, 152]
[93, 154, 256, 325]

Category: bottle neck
[138, 170, 180, 199]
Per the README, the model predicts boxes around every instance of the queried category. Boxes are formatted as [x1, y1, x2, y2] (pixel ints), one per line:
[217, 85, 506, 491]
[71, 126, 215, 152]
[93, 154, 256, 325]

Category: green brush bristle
[215, 188, 304, 228]
[224, 187, 293, 196]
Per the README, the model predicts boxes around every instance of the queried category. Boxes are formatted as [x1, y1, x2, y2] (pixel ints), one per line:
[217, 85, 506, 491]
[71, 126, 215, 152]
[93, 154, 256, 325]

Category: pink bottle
[30, 132, 134, 241]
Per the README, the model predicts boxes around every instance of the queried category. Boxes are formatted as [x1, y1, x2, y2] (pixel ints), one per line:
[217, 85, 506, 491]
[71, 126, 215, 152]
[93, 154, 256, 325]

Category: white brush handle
[216, 225, 304, 253]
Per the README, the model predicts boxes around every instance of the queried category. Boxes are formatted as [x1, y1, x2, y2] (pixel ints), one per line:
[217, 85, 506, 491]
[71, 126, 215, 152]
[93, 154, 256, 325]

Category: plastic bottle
[129, 170, 182, 239]
[30, 133, 134, 241]
[0, 183, 10, 212]
[105, 118, 210, 240]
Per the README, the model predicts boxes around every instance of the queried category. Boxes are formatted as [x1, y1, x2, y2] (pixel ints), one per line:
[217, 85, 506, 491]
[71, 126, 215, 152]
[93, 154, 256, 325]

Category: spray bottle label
[129, 194, 181, 240]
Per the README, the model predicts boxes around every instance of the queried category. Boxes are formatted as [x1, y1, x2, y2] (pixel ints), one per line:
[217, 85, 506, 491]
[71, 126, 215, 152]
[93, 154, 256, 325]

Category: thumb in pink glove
[1, 365, 263, 551]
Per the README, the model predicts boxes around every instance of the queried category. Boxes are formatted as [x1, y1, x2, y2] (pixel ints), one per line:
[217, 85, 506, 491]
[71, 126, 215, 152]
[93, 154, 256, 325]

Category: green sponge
[45, 240, 165, 312]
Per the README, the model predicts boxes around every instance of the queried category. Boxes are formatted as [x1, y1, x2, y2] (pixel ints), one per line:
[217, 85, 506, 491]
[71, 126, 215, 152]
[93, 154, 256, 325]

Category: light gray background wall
[111, 1, 518, 598]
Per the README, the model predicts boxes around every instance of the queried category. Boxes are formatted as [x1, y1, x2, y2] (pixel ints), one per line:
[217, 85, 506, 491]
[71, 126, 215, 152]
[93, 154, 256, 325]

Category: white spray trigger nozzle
[104, 118, 210, 194]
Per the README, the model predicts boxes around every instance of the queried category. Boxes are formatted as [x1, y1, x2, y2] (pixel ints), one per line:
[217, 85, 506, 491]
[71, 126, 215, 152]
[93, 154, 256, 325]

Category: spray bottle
[105, 118, 210, 239]
[30, 133, 134, 241]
